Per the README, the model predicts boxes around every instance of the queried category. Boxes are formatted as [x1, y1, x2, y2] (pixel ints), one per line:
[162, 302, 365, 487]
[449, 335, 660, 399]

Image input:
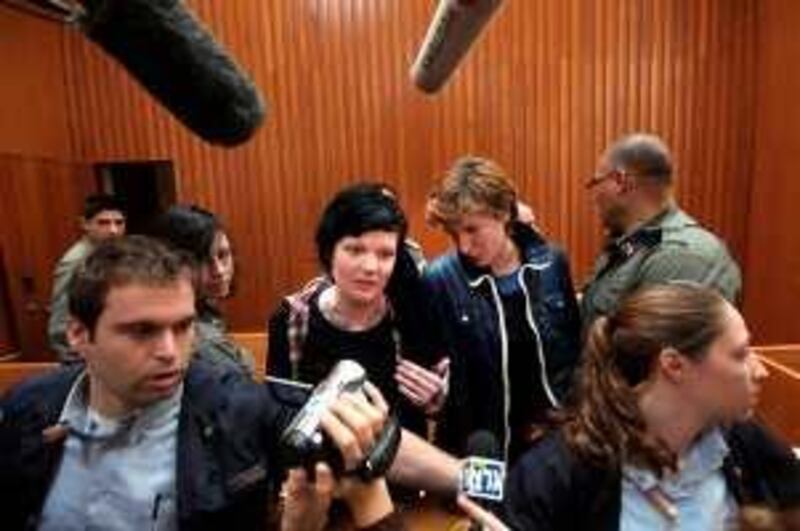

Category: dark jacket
[0, 359, 293, 531]
[423, 223, 581, 459]
[504, 422, 800, 530]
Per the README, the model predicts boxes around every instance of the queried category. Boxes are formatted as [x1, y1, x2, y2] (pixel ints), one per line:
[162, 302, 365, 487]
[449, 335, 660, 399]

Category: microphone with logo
[459, 430, 507, 528]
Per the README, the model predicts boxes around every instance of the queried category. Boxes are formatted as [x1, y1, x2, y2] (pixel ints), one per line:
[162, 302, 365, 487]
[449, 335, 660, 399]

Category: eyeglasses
[584, 169, 643, 189]
[585, 170, 618, 189]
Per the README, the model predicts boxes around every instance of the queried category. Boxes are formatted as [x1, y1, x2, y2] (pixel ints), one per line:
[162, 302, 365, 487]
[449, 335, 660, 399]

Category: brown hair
[564, 283, 729, 473]
[68, 236, 193, 335]
[425, 156, 517, 230]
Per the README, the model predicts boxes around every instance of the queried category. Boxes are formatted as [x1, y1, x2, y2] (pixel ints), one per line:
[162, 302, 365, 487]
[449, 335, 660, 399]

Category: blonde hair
[426, 156, 517, 230]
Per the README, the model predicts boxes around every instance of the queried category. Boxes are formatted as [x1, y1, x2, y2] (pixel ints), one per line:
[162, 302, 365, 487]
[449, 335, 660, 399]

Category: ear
[657, 347, 687, 383]
[615, 171, 637, 194]
[66, 317, 90, 359]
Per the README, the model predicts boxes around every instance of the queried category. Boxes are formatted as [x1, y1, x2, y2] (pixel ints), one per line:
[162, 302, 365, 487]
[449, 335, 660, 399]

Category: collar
[623, 427, 730, 492]
[58, 370, 184, 442]
[600, 206, 679, 263]
[609, 202, 701, 249]
[458, 221, 548, 282]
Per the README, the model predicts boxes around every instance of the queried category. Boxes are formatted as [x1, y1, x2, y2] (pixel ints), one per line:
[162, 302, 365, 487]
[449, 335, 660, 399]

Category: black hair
[151, 205, 221, 265]
[315, 183, 408, 273]
[83, 194, 126, 220]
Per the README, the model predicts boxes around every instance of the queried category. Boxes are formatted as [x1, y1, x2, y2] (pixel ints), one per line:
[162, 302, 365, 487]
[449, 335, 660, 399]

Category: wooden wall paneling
[0, 155, 94, 359]
[0, 6, 71, 159]
[744, 0, 800, 344]
[43, 0, 760, 332]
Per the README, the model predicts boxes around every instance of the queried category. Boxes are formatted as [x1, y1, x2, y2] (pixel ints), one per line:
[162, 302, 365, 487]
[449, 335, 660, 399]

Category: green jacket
[47, 238, 93, 361]
[581, 205, 741, 332]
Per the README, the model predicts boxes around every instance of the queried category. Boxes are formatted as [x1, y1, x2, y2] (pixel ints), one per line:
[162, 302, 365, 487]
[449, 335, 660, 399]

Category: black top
[496, 272, 552, 463]
[268, 294, 425, 434]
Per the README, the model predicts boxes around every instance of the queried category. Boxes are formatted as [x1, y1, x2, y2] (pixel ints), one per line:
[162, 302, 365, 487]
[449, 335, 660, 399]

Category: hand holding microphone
[458, 430, 510, 530]
[457, 495, 510, 531]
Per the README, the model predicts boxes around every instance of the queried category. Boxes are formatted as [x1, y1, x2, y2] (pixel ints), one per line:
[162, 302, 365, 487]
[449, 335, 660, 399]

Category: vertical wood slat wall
[31, 1, 763, 332]
[744, 0, 800, 344]
[0, 8, 88, 356]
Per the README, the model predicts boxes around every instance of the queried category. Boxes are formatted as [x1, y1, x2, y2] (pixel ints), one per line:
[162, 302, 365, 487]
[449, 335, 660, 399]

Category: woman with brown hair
[503, 283, 800, 530]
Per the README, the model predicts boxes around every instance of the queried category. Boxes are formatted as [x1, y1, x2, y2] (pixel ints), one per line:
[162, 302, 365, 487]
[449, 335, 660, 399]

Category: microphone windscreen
[410, 0, 505, 94]
[466, 429, 502, 459]
[79, 0, 266, 146]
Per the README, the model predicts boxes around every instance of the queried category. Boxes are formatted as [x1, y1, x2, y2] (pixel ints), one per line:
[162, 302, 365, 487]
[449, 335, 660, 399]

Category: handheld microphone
[410, 0, 505, 94]
[77, 0, 266, 146]
[460, 431, 506, 506]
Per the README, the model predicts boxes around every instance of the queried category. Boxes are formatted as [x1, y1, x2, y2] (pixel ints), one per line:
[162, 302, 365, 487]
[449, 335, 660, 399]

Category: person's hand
[318, 382, 395, 528]
[395, 357, 450, 415]
[280, 464, 335, 531]
[457, 494, 509, 531]
[516, 201, 541, 233]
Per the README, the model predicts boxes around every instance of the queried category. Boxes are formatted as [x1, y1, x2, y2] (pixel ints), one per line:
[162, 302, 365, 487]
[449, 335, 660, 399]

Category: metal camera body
[280, 360, 367, 470]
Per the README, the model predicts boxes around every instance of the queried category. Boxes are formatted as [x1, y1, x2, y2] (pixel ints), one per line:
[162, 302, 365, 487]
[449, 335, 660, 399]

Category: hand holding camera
[279, 361, 400, 530]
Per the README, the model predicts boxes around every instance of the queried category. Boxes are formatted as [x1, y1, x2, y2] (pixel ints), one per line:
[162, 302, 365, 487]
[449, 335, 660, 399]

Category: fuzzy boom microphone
[78, 0, 266, 146]
[410, 0, 505, 94]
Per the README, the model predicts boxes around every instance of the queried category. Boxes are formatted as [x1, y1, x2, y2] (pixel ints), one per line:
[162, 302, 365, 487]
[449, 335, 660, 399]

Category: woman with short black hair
[268, 183, 447, 434]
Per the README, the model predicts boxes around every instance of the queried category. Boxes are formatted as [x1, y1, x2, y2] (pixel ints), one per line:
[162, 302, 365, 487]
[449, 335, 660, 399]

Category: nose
[154, 330, 179, 363]
[209, 258, 224, 278]
[361, 252, 378, 273]
[457, 233, 473, 256]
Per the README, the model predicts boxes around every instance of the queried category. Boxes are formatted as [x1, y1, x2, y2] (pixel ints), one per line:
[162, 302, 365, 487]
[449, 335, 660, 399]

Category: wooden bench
[754, 344, 800, 446]
[3, 341, 797, 451]
[230, 331, 268, 380]
[0, 362, 59, 395]
[0, 332, 269, 395]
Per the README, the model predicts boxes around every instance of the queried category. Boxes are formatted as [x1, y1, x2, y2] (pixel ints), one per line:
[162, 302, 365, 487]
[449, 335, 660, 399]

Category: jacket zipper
[470, 274, 512, 461]
[517, 265, 559, 408]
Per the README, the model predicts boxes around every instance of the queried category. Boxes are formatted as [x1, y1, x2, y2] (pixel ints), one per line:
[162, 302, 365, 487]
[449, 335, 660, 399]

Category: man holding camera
[0, 236, 403, 530]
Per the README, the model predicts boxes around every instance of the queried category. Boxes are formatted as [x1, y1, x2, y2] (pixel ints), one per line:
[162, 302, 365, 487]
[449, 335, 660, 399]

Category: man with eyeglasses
[580, 133, 741, 332]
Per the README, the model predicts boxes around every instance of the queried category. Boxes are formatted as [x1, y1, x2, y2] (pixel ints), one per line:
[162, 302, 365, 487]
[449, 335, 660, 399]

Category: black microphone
[410, 0, 505, 94]
[460, 430, 506, 519]
[78, 0, 266, 146]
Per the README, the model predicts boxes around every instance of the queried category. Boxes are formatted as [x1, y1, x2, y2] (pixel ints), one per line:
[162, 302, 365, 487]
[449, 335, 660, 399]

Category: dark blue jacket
[423, 223, 581, 460]
[0, 359, 294, 531]
[504, 421, 800, 530]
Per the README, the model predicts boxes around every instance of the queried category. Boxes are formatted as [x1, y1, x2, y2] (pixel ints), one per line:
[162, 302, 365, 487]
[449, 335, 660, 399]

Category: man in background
[48, 193, 126, 361]
[581, 132, 741, 331]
